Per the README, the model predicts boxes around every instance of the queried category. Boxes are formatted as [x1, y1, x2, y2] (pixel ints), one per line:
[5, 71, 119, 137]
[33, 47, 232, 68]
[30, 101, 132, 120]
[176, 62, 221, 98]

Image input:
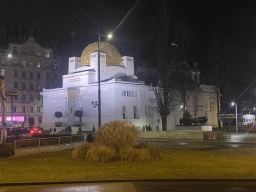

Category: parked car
[29, 127, 42, 136]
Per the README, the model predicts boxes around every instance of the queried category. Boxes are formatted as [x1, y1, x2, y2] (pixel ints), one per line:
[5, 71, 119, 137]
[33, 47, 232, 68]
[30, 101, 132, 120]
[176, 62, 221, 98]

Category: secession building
[41, 42, 219, 131]
[0, 36, 64, 127]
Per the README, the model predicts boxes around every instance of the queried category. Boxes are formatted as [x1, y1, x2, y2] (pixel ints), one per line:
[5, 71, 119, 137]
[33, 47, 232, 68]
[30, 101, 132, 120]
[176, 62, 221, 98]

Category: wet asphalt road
[138, 133, 256, 151]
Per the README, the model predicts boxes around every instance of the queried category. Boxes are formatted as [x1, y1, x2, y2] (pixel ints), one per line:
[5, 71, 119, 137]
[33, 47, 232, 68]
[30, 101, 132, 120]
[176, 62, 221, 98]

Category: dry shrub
[119, 147, 151, 162]
[72, 143, 93, 160]
[86, 143, 117, 162]
[136, 143, 164, 161]
[94, 120, 138, 151]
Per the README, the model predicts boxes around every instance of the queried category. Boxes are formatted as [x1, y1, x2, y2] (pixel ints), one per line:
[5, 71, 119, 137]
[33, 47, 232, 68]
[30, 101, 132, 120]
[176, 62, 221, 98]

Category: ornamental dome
[81, 42, 121, 66]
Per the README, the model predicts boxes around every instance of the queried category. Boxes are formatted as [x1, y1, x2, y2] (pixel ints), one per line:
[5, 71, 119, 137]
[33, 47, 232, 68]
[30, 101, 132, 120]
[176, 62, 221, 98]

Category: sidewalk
[139, 133, 256, 144]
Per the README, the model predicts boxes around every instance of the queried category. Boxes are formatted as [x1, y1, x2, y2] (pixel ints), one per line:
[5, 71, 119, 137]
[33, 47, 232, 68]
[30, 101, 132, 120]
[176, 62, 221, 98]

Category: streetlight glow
[8, 54, 12, 58]
[107, 33, 113, 39]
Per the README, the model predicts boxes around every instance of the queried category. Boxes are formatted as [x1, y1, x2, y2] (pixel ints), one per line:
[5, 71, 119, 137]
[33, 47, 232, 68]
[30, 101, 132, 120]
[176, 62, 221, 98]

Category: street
[138, 133, 256, 151]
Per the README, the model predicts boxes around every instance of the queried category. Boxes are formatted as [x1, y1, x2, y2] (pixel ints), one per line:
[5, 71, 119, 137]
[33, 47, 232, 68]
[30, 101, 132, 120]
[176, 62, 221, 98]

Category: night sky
[1, 0, 256, 107]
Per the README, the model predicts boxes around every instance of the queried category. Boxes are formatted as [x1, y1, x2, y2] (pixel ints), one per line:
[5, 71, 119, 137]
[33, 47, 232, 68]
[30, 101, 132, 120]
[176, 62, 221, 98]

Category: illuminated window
[22, 61, 25, 66]
[37, 62, 40, 67]
[1, 59, 4, 65]
[45, 51, 49, 58]
[54, 63, 57, 70]
[30, 62, 33, 67]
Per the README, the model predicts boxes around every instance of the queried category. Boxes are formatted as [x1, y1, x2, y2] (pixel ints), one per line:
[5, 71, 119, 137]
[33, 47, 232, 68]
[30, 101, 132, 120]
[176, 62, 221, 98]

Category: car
[29, 127, 42, 136]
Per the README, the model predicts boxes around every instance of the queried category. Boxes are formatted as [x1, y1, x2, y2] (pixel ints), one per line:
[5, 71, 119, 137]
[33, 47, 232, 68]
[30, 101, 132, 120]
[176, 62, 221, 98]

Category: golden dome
[81, 42, 121, 66]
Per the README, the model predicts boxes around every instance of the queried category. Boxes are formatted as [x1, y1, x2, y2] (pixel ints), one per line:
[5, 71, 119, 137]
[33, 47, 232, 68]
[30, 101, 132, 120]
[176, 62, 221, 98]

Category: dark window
[14, 82, 18, 89]
[30, 95, 33, 101]
[14, 70, 18, 77]
[46, 73, 50, 79]
[13, 47, 17, 54]
[13, 106, 16, 112]
[37, 106, 40, 113]
[30, 83, 33, 90]
[30, 72, 33, 78]
[46, 83, 50, 89]
[30, 106, 33, 113]
[14, 96, 18, 101]
[22, 71, 26, 78]
[22, 83, 26, 90]
[22, 94, 25, 101]
[37, 72, 40, 79]
[37, 95, 40, 101]
[22, 106, 25, 113]
[36, 84, 41, 91]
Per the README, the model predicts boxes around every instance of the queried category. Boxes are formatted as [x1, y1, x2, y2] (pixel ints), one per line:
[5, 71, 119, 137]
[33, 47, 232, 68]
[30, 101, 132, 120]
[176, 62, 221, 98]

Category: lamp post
[97, 32, 112, 128]
[231, 101, 238, 134]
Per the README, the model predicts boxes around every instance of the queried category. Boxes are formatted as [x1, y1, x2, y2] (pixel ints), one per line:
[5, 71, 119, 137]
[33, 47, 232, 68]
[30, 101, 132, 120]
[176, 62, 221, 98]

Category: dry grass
[2, 148, 256, 183]
[86, 144, 116, 162]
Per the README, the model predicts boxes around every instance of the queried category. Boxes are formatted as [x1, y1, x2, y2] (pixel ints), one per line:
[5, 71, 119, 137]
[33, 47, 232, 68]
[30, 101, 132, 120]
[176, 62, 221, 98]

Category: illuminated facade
[0, 37, 63, 127]
[41, 42, 218, 131]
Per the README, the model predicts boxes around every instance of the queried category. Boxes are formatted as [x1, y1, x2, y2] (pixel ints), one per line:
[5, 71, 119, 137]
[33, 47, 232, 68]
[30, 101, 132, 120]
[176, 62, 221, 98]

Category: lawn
[1, 147, 256, 183]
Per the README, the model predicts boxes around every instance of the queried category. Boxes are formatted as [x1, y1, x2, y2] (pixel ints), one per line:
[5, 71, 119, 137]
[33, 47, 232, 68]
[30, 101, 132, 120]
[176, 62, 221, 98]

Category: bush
[136, 143, 164, 161]
[94, 120, 138, 151]
[72, 143, 92, 160]
[0, 142, 14, 158]
[119, 147, 151, 162]
[86, 143, 116, 162]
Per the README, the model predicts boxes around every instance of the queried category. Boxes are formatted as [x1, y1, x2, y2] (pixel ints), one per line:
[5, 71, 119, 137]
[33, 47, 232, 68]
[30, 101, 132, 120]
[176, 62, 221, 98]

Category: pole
[0, 76, 7, 143]
[11, 96, 13, 130]
[98, 30, 101, 128]
[236, 102, 238, 134]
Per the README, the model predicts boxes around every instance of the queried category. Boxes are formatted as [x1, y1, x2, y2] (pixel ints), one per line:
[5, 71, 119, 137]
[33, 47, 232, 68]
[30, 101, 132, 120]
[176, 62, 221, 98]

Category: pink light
[0, 116, 25, 122]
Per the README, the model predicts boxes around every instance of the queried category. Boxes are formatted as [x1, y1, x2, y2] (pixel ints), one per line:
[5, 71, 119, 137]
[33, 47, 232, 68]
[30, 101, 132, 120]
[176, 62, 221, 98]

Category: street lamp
[231, 101, 238, 134]
[98, 31, 113, 128]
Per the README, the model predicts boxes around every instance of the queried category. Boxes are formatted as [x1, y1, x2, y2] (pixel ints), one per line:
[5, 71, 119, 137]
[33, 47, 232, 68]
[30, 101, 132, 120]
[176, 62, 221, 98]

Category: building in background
[41, 42, 218, 131]
[0, 36, 64, 127]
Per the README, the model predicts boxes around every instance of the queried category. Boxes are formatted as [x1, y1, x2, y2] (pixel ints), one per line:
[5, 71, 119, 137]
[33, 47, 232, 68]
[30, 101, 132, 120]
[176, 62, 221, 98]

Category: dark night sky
[1, 0, 256, 103]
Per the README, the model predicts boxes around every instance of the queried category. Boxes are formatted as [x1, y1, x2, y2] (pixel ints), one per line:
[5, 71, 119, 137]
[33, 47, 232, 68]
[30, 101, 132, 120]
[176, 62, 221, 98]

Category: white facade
[0, 37, 64, 127]
[41, 44, 218, 131]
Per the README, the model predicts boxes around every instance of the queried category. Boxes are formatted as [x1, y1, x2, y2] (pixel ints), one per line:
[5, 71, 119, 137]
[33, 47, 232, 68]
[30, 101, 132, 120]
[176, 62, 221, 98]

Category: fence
[14, 135, 84, 149]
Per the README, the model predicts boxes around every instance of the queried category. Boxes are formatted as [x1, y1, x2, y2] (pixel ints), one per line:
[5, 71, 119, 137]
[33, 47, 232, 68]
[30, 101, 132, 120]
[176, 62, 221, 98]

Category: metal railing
[14, 135, 84, 149]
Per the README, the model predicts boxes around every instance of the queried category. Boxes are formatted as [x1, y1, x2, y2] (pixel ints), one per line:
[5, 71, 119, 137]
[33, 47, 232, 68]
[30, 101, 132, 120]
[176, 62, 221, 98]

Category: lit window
[45, 51, 49, 58]
[54, 63, 57, 69]
[30, 106, 33, 113]
[30, 62, 33, 67]
[37, 62, 40, 67]
[1, 69, 4, 76]
[1, 59, 4, 65]
[22, 61, 25, 66]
